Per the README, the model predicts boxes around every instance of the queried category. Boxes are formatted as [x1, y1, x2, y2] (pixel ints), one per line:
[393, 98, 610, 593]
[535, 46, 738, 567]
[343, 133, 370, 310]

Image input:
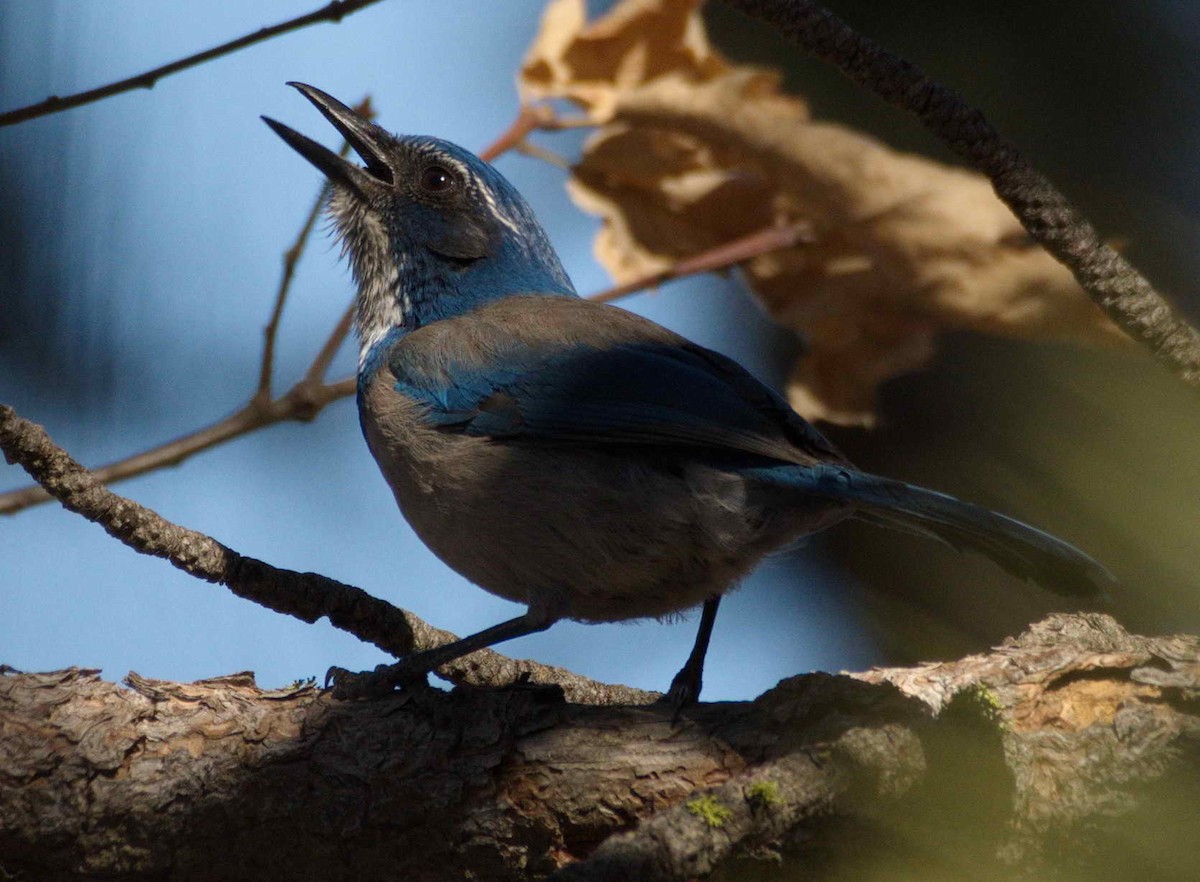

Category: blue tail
[786, 464, 1114, 599]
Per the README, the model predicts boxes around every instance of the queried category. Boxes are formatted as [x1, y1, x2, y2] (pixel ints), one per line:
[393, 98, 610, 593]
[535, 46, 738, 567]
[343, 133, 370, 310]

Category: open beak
[262, 82, 393, 195]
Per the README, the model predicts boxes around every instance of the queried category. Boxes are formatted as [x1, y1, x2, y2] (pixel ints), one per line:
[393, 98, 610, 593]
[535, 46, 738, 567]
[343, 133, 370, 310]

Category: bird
[263, 83, 1112, 706]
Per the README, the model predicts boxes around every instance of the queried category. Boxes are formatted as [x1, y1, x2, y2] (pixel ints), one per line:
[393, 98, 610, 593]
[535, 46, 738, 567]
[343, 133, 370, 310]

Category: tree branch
[3, 614, 1197, 880]
[0, 375, 355, 516]
[0, 0, 385, 128]
[720, 0, 1200, 388]
[0, 403, 653, 706]
[546, 752, 846, 882]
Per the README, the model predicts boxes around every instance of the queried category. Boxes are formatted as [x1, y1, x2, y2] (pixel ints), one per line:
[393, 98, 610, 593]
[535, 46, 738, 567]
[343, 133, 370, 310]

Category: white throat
[328, 188, 408, 371]
[354, 267, 405, 371]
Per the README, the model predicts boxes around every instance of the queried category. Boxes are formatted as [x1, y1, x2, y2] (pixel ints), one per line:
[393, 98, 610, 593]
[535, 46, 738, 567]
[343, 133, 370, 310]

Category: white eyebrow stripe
[478, 183, 523, 238]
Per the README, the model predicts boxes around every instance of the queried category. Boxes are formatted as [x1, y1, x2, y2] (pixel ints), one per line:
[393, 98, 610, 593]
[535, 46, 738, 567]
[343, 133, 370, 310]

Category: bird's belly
[360, 390, 844, 622]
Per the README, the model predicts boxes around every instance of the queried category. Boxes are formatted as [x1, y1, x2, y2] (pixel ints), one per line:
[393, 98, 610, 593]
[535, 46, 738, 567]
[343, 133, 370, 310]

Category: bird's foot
[324, 659, 430, 701]
[661, 664, 703, 723]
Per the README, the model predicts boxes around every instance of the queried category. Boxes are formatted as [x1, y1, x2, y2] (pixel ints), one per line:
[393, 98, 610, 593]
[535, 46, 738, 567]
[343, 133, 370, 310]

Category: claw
[661, 664, 703, 723]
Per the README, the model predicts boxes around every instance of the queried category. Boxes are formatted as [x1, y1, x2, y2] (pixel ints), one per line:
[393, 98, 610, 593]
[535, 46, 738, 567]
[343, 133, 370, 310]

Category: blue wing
[387, 306, 845, 467]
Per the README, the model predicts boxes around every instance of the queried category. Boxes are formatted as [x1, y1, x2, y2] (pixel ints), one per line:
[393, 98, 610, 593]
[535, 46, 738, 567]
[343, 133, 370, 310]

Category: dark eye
[419, 164, 457, 194]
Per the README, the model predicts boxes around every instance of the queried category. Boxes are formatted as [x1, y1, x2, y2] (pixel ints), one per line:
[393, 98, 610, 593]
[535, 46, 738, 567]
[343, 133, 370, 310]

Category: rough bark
[3, 613, 1198, 881]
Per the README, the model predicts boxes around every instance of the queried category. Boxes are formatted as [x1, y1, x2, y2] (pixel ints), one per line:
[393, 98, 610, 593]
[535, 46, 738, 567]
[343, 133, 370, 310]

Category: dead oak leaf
[520, 0, 725, 123]
[521, 0, 1123, 425]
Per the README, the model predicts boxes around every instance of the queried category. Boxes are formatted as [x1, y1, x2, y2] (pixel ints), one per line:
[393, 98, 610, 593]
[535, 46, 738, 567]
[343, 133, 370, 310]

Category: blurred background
[1, 0, 1198, 703]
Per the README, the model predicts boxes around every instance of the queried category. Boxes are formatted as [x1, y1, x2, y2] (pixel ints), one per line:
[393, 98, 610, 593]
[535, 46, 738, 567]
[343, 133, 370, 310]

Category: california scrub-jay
[264, 84, 1111, 705]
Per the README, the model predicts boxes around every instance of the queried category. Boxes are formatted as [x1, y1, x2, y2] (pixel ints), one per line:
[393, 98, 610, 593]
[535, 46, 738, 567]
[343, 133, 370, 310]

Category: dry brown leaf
[520, 0, 726, 123]
[521, 0, 1123, 426]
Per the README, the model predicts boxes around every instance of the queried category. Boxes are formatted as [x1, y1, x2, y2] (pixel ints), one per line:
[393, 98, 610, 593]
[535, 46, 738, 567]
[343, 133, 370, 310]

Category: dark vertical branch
[721, 0, 1200, 387]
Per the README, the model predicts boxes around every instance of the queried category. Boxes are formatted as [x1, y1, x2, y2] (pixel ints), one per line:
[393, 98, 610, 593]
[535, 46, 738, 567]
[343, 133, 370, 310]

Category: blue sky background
[0, 1, 873, 698]
[4, 1, 1200, 700]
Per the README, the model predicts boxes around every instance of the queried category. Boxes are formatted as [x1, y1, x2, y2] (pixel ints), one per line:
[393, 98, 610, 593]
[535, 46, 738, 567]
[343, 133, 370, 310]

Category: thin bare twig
[259, 183, 330, 399]
[0, 403, 654, 705]
[0, 0, 385, 128]
[0, 378, 355, 516]
[303, 303, 356, 384]
[721, 0, 1200, 388]
[479, 104, 558, 162]
[588, 221, 813, 303]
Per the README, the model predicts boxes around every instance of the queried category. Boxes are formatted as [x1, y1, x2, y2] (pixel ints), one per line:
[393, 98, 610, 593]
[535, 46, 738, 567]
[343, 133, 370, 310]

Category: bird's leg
[663, 595, 721, 714]
[326, 606, 560, 700]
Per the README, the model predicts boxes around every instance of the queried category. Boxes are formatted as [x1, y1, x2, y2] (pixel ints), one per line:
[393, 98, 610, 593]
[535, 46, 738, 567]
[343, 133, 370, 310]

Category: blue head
[264, 83, 576, 367]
